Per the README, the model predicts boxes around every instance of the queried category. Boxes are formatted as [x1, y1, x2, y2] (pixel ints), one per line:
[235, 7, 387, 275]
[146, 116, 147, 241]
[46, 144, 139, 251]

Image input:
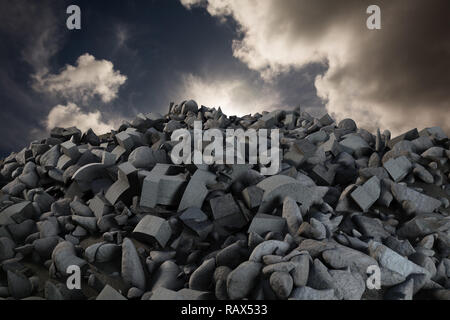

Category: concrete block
[179, 208, 213, 239]
[387, 129, 419, 149]
[383, 156, 412, 182]
[0, 201, 34, 226]
[60, 140, 80, 161]
[210, 194, 247, 229]
[178, 169, 217, 212]
[140, 164, 186, 208]
[133, 215, 172, 247]
[350, 176, 381, 212]
[96, 285, 127, 300]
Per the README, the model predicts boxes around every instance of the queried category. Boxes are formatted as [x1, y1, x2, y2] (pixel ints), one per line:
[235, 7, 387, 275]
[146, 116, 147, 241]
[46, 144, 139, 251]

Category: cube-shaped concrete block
[133, 215, 172, 247]
[248, 213, 286, 236]
[383, 156, 412, 182]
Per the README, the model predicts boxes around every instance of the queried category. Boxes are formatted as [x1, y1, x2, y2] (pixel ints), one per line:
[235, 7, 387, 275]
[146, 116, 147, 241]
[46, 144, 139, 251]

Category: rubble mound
[0, 100, 449, 300]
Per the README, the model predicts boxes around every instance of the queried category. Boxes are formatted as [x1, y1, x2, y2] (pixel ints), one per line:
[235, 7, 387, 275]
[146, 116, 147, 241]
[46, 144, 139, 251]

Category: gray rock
[96, 285, 127, 300]
[383, 156, 412, 182]
[210, 194, 247, 229]
[7, 270, 32, 299]
[290, 254, 310, 287]
[322, 245, 378, 276]
[121, 238, 146, 291]
[329, 269, 365, 300]
[133, 215, 172, 247]
[368, 241, 429, 278]
[249, 240, 291, 262]
[226, 261, 262, 300]
[391, 183, 441, 215]
[150, 260, 184, 291]
[248, 213, 286, 236]
[189, 258, 216, 291]
[350, 176, 380, 212]
[178, 169, 217, 212]
[270, 271, 293, 299]
[140, 164, 186, 208]
[290, 286, 336, 300]
[385, 278, 414, 300]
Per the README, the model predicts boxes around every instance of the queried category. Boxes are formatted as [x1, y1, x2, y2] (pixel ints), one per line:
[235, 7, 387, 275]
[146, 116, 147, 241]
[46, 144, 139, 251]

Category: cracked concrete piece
[96, 285, 127, 300]
[350, 176, 380, 212]
[178, 169, 217, 212]
[133, 215, 172, 247]
[383, 156, 412, 182]
[0, 201, 34, 226]
[210, 194, 247, 229]
[248, 213, 286, 236]
[140, 164, 186, 208]
[368, 241, 430, 278]
[391, 183, 441, 214]
[257, 175, 323, 214]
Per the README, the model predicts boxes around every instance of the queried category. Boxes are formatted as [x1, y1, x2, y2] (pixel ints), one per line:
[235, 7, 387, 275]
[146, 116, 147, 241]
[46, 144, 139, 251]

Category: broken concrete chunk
[290, 286, 336, 300]
[282, 197, 302, 236]
[350, 176, 380, 212]
[248, 213, 286, 236]
[210, 194, 247, 229]
[140, 164, 186, 208]
[133, 215, 172, 247]
[178, 169, 216, 212]
[383, 156, 412, 182]
[179, 208, 213, 239]
[391, 183, 441, 215]
[121, 238, 146, 291]
[96, 285, 127, 300]
[257, 175, 323, 214]
[242, 185, 264, 210]
[368, 241, 430, 278]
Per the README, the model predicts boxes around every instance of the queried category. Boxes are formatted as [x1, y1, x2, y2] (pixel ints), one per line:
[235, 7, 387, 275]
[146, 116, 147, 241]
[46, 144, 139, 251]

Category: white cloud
[35, 53, 127, 103]
[180, 0, 450, 135]
[176, 73, 282, 116]
[46, 103, 117, 135]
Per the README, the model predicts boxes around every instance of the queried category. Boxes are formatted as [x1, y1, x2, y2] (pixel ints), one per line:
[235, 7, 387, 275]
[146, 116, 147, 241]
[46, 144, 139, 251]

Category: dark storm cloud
[182, 0, 450, 134]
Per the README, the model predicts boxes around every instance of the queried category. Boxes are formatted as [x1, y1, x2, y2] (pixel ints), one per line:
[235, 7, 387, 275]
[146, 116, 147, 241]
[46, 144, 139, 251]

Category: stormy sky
[0, 0, 449, 157]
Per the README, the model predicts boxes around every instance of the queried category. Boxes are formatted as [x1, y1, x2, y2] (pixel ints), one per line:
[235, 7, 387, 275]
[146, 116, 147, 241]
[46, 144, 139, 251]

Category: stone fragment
[189, 258, 216, 291]
[290, 286, 336, 300]
[226, 261, 262, 300]
[210, 194, 247, 229]
[96, 285, 127, 300]
[368, 241, 429, 278]
[282, 197, 302, 236]
[391, 183, 441, 215]
[350, 176, 380, 212]
[249, 240, 290, 262]
[248, 214, 285, 236]
[140, 164, 186, 208]
[270, 271, 293, 299]
[178, 169, 216, 212]
[0, 201, 34, 226]
[322, 245, 378, 276]
[242, 185, 264, 209]
[133, 215, 172, 247]
[179, 208, 213, 239]
[121, 238, 146, 291]
[383, 156, 412, 182]
[7, 270, 32, 299]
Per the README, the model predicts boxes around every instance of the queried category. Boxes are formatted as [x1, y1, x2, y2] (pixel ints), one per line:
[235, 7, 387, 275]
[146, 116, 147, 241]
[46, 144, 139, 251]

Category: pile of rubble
[0, 100, 449, 300]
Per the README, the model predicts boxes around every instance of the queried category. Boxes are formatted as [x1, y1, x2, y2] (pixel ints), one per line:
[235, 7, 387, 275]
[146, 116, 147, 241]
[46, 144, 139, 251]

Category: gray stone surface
[133, 215, 172, 247]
